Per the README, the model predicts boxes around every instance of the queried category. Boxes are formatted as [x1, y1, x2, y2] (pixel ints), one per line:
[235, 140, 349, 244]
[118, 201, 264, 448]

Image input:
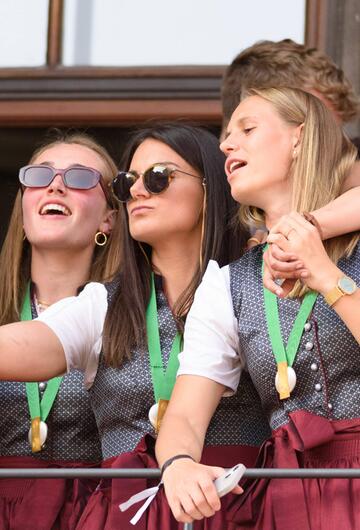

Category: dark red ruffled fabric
[0, 456, 99, 530]
[75, 434, 260, 530]
[227, 411, 360, 530]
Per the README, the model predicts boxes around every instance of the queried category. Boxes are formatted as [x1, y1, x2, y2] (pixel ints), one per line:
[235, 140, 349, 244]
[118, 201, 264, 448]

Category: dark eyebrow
[157, 161, 181, 167]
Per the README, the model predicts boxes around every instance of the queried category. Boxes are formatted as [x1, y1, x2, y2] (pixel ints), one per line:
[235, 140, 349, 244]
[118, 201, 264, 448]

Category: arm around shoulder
[312, 163, 360, 240]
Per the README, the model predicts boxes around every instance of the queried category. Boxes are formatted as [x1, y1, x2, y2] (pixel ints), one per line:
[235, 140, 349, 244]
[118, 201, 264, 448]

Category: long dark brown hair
[103, 123, 249, 366]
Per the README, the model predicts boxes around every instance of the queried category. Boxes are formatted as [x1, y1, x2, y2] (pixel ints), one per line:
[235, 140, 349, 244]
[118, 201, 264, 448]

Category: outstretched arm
[0, 282, 107, 382]
[0, 321, 66, 380]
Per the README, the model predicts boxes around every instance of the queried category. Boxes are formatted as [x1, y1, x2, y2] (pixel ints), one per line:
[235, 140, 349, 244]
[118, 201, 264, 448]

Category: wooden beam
[47, 0, 64, 67]
[0, 99, 222, 127]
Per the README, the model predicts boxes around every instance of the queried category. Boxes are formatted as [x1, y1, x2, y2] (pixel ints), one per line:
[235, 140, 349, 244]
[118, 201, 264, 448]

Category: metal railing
[2, 467, 360, 530]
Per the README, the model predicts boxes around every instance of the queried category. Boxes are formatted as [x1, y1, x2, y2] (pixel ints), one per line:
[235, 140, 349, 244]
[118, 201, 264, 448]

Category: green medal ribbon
[262, 253, 317, 399]
[146, 273, 182, 431]
[21, 283, 62, 451]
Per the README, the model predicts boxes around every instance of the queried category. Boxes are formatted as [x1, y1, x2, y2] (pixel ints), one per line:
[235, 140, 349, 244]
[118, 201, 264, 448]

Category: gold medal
[275, 362, 296, 400]
[148, 399, 169, 433]
[28, 417, 48, 452]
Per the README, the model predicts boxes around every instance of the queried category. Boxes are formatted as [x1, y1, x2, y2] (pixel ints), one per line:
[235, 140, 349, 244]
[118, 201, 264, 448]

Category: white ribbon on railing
[119, 482, 162, 525]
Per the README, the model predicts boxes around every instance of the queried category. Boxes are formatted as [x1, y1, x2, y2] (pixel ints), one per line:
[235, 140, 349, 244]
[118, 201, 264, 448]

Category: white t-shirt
[37, 282, 108, 388]
[38, 261, 244, 392]
[177, 260, 244, 394]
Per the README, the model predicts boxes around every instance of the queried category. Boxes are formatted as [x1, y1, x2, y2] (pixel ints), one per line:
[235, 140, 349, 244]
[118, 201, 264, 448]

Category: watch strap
[324, 276, 357, 307]
[324, 285, 344, 307]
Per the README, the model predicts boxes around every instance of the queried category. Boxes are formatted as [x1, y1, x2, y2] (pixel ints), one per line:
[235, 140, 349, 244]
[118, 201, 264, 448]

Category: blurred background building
[0, 0, 359, 245]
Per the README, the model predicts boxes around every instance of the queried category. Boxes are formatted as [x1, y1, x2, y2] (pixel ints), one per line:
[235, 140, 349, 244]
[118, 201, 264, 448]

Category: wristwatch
[324, 275, 358, 307]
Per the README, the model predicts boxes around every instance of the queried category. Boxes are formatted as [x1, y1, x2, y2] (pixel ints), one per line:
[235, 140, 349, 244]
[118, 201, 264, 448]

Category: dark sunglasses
[19, 164, 113, 206]
[111, 163, 203, 203]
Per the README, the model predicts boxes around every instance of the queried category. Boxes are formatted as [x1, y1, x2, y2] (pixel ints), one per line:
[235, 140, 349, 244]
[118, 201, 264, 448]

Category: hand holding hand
[265, 212, 340, 295]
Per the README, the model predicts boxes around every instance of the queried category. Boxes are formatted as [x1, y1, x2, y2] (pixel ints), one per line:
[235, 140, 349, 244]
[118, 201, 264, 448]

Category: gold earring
[95, 231, 108, 246]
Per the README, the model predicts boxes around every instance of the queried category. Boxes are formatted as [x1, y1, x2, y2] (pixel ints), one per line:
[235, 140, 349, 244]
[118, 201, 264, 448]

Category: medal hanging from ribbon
[21, 283, 63, 452]
[146, 273, 182, 433]
[262, 256, 317, 400]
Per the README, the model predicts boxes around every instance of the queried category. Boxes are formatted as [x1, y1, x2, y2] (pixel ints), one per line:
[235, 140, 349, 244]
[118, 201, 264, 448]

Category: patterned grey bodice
[90, 276, 270, 459]
[0, 302, 102, 462]
[229, 243, 360, 432]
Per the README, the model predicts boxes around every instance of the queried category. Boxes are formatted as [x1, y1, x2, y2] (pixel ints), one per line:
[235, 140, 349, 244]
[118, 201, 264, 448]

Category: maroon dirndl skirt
[227, 411, 360, 530]
[0, 456, 99, 530]
[75, 434, 260, 530]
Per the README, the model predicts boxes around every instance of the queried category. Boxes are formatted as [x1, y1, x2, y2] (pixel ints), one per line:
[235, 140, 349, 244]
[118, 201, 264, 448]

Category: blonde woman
[155, 88, 360, 530]
[0, 132, 120, 530]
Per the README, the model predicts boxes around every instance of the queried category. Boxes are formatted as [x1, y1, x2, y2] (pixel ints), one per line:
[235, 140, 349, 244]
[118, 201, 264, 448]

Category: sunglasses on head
[19, 164, 113, 206]
[111, 163, 203, 203]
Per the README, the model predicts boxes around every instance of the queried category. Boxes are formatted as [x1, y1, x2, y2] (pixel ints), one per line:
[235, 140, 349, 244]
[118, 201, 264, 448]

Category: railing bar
[183, 523, 194, 530]
[0, 468, 360, 479]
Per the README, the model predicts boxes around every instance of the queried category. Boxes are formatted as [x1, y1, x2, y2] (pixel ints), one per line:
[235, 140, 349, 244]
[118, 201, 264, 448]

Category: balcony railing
[1, 467, 359, 530]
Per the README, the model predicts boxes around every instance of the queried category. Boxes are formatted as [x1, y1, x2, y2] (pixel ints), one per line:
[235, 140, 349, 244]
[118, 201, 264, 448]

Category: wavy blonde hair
[0, 132, 123, 324]
[239, 87, 359, 296]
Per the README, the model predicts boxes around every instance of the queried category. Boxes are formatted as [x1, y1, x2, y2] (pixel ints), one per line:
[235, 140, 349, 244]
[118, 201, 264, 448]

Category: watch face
[338, 276, 357, 294]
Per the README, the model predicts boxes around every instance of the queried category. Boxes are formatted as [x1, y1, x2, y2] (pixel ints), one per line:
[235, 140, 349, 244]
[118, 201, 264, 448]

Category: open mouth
[229, 160, 247, 173]
[39, 203, 71, 216]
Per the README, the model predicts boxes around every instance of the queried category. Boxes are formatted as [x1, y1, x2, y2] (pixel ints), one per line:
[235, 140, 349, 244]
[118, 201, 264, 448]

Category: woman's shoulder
[228, 244, 264, 283]
[203, 245, 264, 292]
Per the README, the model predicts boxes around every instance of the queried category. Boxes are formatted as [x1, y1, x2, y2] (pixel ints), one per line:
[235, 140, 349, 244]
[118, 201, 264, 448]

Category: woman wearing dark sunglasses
[0, 122, 358, 530]
[0, 131, 120, 529]
[0, 124, 272, 529]
[69, 124, 273, 530]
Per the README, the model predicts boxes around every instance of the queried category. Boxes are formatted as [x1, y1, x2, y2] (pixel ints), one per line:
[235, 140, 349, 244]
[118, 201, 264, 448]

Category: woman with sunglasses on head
[154, 89, 360, 530]
[0, 131, 120, 530]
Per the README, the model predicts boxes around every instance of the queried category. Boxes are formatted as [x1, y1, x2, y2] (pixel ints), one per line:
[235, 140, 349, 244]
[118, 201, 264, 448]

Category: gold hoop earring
[95, 231, 108, 246]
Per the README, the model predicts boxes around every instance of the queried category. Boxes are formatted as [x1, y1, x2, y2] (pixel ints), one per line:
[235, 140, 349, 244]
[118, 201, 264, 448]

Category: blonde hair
[0, 132, 123, 324]
[239, 87, 359, 296]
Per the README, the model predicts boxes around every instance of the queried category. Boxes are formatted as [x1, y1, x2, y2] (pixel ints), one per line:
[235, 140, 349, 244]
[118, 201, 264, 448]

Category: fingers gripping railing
[2, 467, 360, 530]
